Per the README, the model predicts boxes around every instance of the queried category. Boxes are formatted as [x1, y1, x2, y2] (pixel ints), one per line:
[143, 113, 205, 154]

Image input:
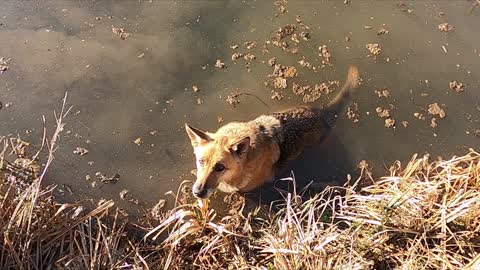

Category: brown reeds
[1, 94, 479, 269]
[0, 94, 161, 269]
[150, 150, 480, 269]
[145, 181, 261, 269]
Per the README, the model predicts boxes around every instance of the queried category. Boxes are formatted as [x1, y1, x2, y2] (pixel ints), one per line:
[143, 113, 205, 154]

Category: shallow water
[0, 0, 479, 215]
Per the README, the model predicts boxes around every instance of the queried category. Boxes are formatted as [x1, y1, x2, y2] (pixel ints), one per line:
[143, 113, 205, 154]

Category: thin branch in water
[38, 92, 72, 184]
[30, 115, 47, 164]
[237, 92, 270, 111]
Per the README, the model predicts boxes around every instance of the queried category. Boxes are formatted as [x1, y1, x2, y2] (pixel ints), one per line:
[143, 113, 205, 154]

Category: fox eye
[198, 159, 205, 166]
[214, 163, 225, 172]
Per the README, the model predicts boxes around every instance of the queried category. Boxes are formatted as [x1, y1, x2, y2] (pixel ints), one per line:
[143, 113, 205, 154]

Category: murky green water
[1, 0, 479, 216]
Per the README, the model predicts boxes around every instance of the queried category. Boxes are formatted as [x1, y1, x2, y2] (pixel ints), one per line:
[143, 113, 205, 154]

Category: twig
[28, 92, 72, 238]
[30, 115, 47, 163]
[37, 92, 72, 185]
[236, 92, 270, 112]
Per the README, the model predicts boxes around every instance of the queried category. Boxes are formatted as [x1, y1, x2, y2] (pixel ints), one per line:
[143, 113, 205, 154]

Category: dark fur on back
[271, 107, 330, 163]
[270, 66, 360, 163]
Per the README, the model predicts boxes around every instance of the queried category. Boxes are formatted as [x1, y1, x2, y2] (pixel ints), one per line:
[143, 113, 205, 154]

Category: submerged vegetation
[0, 102, 479, 269]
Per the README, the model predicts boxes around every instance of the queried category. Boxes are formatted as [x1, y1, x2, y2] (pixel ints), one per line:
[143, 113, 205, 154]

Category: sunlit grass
[1, 95, 479, 269]
[150, 149, 480, 269]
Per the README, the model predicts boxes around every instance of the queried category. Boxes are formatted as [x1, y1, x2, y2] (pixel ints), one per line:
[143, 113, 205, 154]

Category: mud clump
[270, 90, 283, 100]
[377, 28, 389, 35]
[346, 103, 360, 123]
[298, 59, 312, 69]
[215, 59, 227, 68]
[283, 66, 298, 78]
[95, 172, 120, 183]
[231, 52, 244, 61]
[244, 41, 257, 49]
[292, 82, 338, 103]
[366, 43, 381, 55]
[243, 53, 256, 62]
[274, 24, 296, 40]
[269, 64, 297, 89]
[366, 43, 382, 58]
[290, 33, 300, 44]
[292, 83, 308, 96]
[299, 31, 311, 41]
[133, 137, 143, 145]
[119, 189, 129, 200]
[73, 147, 89, 156]
[226, 91, 241, 107]
[430, 118, 438, 128]
[111, 27, 131, 40]
[376, 106, 394, 128]
[302, 90, 321, 103]
[449, 81, 465, 92]
[375, 89, 391, 98]
[0, 57, 11, 74]
[414, 112, 426, 121]
[376, 107, 391, 118]
[272, 77, 287, 89]
[428, 103, 446, 118]
[318, 45, 332, 65]
[384, 118, 395, 128]
[274, 0, 288, 14]
[438, 23, 454, 32]
[267, 57, 277, 67]
[318, 81, 338, 94]
[271, 64, 297, 78]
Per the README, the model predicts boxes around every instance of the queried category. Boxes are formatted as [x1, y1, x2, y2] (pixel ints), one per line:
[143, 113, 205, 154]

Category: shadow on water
[244, 131, 356, 206]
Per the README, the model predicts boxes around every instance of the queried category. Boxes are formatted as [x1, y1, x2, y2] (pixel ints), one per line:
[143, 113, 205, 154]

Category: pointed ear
[185, 124, 212, 147]
[230, 137, 250, 161]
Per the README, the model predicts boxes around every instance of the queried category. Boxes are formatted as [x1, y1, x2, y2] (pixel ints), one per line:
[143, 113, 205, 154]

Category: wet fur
[186, 66, 360, 198]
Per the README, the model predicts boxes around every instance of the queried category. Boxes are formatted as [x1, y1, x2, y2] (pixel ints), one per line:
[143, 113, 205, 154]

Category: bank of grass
[152, 149, 480, 269]
[1, 131, 480, 269]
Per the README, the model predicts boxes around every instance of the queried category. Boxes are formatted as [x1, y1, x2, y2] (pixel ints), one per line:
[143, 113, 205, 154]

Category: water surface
[0, 0, 479, 215]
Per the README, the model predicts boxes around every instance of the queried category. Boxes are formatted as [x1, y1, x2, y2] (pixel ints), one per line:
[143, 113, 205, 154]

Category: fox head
[185, 123, 250, 199]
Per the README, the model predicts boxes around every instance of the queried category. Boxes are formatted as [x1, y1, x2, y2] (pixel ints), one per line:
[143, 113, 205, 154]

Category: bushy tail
[325, 65, 360, 115]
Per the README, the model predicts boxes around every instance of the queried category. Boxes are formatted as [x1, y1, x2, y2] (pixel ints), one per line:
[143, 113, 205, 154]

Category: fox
[185, 66, 360, 199]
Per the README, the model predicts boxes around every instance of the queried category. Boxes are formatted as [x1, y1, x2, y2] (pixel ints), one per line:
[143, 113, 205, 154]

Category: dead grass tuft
[1, 94, 479, 269]
[0, 94, 161, 269]
[149, 150, 480, 269]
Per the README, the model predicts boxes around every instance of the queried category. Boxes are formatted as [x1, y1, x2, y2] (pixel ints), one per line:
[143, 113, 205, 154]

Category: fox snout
[192, 181, 214, 199]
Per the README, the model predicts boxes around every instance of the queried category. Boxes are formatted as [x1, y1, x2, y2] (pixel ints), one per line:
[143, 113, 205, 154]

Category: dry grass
[0, 94, 161, 269]
[145, 184, 262, 269]
[258, 151, 480, 270]
[0, 173, 163, 269]
[149, 150, 480, 270]
[1, 95, 479, 269]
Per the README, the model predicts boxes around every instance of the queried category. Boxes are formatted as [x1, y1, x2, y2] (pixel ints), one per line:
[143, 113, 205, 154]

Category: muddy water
[0, 1, 479, 216]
